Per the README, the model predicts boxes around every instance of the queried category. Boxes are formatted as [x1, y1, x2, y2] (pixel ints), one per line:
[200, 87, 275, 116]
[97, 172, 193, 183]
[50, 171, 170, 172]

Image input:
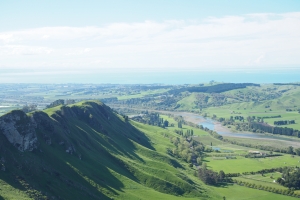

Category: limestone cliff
[0, 110, 37, 151]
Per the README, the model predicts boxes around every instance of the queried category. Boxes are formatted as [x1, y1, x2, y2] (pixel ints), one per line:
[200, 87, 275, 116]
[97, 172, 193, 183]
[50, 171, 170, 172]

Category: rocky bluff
[0, 110, 37, 151]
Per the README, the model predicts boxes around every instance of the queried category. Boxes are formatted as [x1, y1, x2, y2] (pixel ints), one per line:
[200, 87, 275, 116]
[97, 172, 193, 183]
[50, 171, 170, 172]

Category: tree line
[249, 122, 299, 137]
[169, 83, 260, 95]
[168, 135, 204, 165]
[233, 179, 298, 197]
[197, 163, 227, 185]
[215, 113, 299, 138]
[274, 120, 295, 126]
[131, 112, 170, 128]
[277, 167, 300, 189]
[197, 121, 300, 155]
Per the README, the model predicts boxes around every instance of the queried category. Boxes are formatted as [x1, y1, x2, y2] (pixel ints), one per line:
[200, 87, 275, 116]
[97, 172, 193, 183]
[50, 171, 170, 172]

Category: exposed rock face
[0, 110, 37, 151]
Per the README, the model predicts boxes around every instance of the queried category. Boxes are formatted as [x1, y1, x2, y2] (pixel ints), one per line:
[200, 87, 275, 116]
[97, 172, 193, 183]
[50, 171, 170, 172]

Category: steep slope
[0, 101, 208, 200]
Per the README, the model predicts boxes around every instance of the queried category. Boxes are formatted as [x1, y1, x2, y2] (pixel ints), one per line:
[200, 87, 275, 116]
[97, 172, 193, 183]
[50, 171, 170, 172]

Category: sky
[0, 0, 300, 83]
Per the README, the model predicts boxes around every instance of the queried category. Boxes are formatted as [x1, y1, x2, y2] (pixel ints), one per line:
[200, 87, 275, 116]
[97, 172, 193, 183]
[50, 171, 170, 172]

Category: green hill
[0, 101, 209, 200]
[1, 100, 298, 200]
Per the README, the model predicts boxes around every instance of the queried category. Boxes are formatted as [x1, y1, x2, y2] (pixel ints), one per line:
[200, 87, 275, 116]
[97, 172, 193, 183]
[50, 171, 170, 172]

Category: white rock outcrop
[0, 111, 37, 151]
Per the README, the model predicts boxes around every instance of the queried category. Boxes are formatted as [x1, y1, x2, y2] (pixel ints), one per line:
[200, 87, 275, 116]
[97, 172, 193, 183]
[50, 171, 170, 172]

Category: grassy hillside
[176, 93, 198, 110]
[178, 85, 300, 131]
[0, 100, 299, 199]
[0, 101, 210, 199]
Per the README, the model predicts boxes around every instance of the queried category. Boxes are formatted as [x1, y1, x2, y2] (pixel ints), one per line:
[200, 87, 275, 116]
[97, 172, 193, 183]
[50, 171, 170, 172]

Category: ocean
[1, 69, 299, 84]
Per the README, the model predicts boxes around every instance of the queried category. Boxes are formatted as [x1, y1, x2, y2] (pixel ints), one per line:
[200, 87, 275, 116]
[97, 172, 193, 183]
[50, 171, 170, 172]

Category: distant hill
[169, 83, 260, 94]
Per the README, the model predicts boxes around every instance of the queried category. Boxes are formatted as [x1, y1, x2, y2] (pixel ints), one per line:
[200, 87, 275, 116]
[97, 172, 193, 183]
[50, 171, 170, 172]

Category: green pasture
[3, 86, 300, 200]
[213, 183, 298, 200]
[194, 135, 253, 154]
[234, 177, 286, 191]
[206, 154, 300, 173]
[176, 93, 197, 110]
[233, 175, 300, 196]
[263, 112, 300, 130]
[243, 172, 282, 183]
[224, 135, 300, 148]
[136, 112, 300, 199]
[134, 123, 299, 199]
[238, 172, 283, 186]
[117, 89, 169, 100]
[200, 85, 300, 131]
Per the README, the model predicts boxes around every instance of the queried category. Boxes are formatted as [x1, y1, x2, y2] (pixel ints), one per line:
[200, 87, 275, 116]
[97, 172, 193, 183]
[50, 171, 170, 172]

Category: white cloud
[0, 12, 300, 72]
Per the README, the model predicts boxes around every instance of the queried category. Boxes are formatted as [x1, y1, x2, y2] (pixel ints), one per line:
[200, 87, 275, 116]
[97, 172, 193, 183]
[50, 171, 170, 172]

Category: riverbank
[213, 121, 232, 133]
[178, 111, 300, 148]
[115, 106, 300, 148]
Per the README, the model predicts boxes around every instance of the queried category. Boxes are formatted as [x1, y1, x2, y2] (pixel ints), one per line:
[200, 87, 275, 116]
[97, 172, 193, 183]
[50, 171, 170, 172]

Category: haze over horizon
[1, 0, 300, 83]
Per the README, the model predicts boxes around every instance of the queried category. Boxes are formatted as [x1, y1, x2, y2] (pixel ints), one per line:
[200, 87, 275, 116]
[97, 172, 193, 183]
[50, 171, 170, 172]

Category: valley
[1, 83, 300, 199]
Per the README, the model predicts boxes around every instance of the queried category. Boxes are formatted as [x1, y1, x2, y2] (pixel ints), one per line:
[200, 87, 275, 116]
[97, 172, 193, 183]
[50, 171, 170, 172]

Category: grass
[224, 135, 300, 149]
[139, 111, 300, 199]
[0, 179, 32, 200]
[205, 155, 300, 173]
[160, 114, 209, 136]
[213, 183, 298, 200]
[1, 100, 299, 199]
[242, 172, 282, 183]
[192, 85, 300, 132]
[0, 101, 211, 199]
[177, 93, 197, 110]
[234, 173, 300, 195]
[234, 177, 286, 190]
[117, 89, 169, 100]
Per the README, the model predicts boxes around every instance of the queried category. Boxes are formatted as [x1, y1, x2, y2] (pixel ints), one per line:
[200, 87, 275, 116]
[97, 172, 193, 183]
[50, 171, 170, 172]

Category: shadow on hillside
[0, 105, 156, 199]
[63, 158, 121, 197]
[170, 159, 185, 169]
[0, 195, 4, 200]
[30, 103, 161, 197]
[35, 136, 119, 199]
[213, 182, 233, 188]
[52, 113, 152, 194]
[127, 121, 155, 150]
[0, 134, 33, 193]
[75, 120, 147, 164]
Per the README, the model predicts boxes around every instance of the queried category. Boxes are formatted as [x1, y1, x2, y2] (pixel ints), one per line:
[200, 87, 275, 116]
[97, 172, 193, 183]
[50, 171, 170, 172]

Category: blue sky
[0, 0, 300, 83]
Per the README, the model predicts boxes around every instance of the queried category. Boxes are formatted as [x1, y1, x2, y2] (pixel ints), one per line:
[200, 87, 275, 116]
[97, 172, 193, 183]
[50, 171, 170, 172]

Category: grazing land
[1, 83, 300, 199]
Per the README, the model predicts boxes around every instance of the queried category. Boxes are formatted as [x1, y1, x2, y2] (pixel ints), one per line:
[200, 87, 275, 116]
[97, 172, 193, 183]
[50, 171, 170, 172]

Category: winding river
[179, 112, 300, 144]
[114, 107, 300, 146]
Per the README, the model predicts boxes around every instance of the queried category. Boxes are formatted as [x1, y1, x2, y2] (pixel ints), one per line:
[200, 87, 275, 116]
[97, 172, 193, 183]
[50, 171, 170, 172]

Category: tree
[196, 157, 202, 165]
[178, 121, 182, 128]
[278, 167, 300, 189]
[124, 115, 129, 122]
[219, 170, 225, 181]
[198, 165, 219, 185]
[287, 146, 294, 155]
[163, 120, 169, 127]
[295, 148, 300, 156]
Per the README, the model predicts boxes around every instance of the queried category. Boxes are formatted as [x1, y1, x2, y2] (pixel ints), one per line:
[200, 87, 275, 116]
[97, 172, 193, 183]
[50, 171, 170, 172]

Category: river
[177, 112, 300, 144]
[113, 106, 300, 146]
